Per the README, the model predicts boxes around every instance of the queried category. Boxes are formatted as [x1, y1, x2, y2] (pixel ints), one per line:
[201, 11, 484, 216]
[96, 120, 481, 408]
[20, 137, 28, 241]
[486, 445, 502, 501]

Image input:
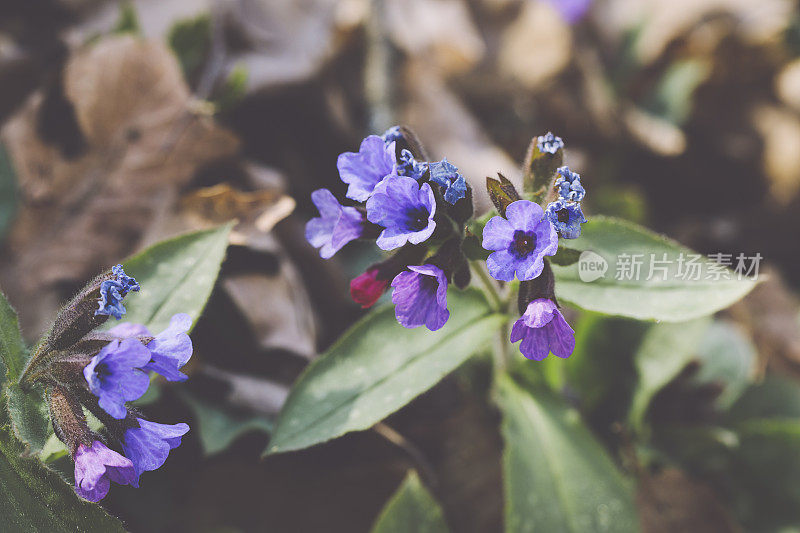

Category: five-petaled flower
[546, 199, 587, 239]
[429, 158, 467, 205]
[96, 264, 140, 319]
[482, 200, 558, 282]
[123, 418, 190, 479]
[510, 298, 576, 360]
[337, 135, 395, 202]
[74, 441, 138, 502]
[305, 188, 366, 259]
[391, 265, 450, 331]
[366, 175, 437, 250]
[83, 338, 151, 419]
[108, 313, 194, 382]
[537, 132, 564, 155]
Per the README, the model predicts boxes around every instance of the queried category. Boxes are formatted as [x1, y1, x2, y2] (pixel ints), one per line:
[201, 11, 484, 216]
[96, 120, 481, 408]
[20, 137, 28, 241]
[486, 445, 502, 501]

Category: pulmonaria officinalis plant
[17, 264, 192, 502]
[305, 125, 585, 360]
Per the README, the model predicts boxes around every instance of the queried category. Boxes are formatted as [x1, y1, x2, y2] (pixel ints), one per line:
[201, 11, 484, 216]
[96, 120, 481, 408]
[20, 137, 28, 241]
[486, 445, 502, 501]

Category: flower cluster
[306, 127, 587, 361]
[306, 126, 470, 332]
[26, 265, 191, 502]
[546, 166, 587, 240]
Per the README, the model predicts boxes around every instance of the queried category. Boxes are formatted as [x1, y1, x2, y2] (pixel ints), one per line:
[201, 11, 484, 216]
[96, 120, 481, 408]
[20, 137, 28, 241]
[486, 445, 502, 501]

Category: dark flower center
[95, 362, 111, 382]
[510, 230, 537, 259]
[557, 208, 570, 224]
[405, 207, 430, 232]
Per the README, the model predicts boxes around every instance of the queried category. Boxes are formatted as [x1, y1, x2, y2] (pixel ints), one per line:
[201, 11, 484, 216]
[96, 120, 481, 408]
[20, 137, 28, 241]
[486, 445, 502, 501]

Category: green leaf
[370, 471, 449, 533]
[266, 289, 506, 455]
[692, 321, 757, 410]
[180, 391, 273, 456]
[0, 290, 26, 384]
[214, 63, 249, 112]
[486, 174, 521, 217]
[0, 406, 125, 532]
[495, 375, 639, 533]
[0, 143, 18, 240]
[116, 224, 232, 334]
[551, 216, 757, 321]
[112, 0, 141, 35]
[0, 290, 50, 453]
[629, 319, 710, 431]
[168, 14, 212, 80]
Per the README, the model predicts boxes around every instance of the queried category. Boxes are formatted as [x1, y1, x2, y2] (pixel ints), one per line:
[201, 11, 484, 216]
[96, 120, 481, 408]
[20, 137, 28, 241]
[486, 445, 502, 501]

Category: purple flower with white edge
[391, 265, 449, 331]
[108, 313, 193, 382]
[429, 158, 467, 205]
[123, 418, 189, 478]
[511, 298, 575, 360]
[482, 200, 558, 282]
[74, 440, 138, 502]
[305, 189, 365, 259]
[366, 175, 436, 250]
[555, 166, 585, 202]
[396, 149, 428, 181]
[382, 125, 403, 144]
[83, 338, 151, 419]
[96, 264, 140, 319]
[546, 199, 587, 239]
[337, 135, 395, 201]
[537, 132, 564, 155]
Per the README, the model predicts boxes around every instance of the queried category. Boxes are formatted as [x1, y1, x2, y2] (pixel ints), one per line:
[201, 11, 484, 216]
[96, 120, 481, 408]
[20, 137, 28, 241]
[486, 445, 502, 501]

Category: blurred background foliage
[1, 0, 800, 531]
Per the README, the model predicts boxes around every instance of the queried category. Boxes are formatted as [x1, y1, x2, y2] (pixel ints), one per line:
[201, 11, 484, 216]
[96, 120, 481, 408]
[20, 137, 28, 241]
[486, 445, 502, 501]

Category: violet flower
[554, 166, 585, 202]
[74, 441, 138, 502]
[123, 418, 190, 478]
[108, 313, 193, 382]
[83, 338, 151, 419]
[391, 265, 449, 331]
[537, 132, 564, 155]
[305, 188, 365, 259]
[510, 298, 575, 360]
[482, 200, 558, 281]
[546, 199, 587, 239]
[337, 135, 395, 201]
[366, 175, 437, 250]
[429, 158, 467, 205]
[96, 264, 140, 319]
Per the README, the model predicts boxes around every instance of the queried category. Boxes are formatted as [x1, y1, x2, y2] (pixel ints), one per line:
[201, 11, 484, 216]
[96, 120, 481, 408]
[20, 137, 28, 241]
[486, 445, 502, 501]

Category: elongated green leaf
[496, 376, 639, 533]
[0, 290, 27, 384]
[117, 224, 232, 333]
[0, 143, 17, 240]
[371, 471, 449, 533]
[0, 407, 125, 532]
[180, 391, 273, 456]
[629, 319, 710, 431]
[266, 289, 506, 455]
[551, 217, 757, 321]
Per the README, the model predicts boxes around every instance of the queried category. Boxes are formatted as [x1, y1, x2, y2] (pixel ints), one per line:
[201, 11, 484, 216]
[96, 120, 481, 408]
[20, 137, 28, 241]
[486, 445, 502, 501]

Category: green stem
[471, 261, 512, 371]
[471, 261, 503, 312]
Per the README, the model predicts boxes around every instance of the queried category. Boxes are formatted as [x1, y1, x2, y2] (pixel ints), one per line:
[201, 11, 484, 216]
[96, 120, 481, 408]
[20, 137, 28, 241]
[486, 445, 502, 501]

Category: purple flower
[537, 132, 564, 155]
[366, 175, 436, 250]
[429, 158, 467, 205]
[546, 199, 587, 239]
[382, 126, 403, 144]
[74, 441, 138, 502]
[123, 418, 189, 478]
[96, 264, 140, 319]
[83, 338, 151, 419]
[108, 313, 194, 382]
[395, 149, 428, 181]
[337, 135, 395, 201]
[554, 166, 585, 202]
[482, 200, 558, 282]
[305, 189, 365, 259]
[542, 0, 592, 24]
[511, 299, 575, 360]
[391, 265, 449, 331]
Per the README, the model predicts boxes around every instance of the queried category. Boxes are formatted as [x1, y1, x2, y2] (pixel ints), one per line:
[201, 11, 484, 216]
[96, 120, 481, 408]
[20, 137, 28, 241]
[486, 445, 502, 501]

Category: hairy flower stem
[470, 261, 503, 312]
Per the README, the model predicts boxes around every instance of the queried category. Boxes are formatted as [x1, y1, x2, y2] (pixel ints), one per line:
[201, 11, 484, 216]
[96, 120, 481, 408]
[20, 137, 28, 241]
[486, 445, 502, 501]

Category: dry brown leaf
[0, 35, 238, 336]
